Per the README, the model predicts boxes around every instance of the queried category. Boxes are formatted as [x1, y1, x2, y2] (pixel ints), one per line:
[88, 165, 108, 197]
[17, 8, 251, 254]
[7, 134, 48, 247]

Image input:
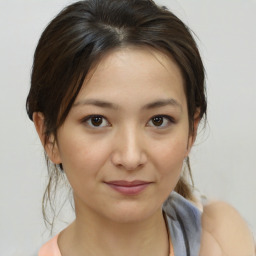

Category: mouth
[104, 180, 153, 195]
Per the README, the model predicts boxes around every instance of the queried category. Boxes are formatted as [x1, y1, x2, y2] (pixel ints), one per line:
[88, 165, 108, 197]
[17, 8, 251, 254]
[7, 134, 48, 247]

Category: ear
[33, 112, 62, 164]
[185, 109, 201, 157]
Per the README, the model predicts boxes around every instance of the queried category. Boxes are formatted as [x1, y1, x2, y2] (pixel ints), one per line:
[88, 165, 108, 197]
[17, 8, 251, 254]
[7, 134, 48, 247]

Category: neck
[58, 203, 169, 256]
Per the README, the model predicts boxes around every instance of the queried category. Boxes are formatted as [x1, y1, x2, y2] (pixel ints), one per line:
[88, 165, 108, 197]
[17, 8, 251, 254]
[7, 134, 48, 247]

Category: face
[43, 47, 196, 223]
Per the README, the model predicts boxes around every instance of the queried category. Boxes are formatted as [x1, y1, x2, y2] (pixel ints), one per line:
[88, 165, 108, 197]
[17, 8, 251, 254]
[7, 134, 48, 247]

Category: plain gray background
[0, 0, 255, 255]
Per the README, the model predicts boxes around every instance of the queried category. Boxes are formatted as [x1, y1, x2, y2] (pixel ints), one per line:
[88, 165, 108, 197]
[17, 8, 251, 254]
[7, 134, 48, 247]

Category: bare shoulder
[199, 200, 255, 256]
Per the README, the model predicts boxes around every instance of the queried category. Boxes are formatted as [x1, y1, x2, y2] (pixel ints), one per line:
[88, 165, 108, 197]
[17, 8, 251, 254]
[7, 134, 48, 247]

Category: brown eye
[147, 115, 174, 128]
[82, 115, 110, 128]
[91, 116, 103, 126]
[152, 116, 164, 126]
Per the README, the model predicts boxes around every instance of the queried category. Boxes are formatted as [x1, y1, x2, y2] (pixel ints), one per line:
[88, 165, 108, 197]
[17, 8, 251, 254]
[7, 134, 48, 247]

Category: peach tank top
[38, 233, 174, 256]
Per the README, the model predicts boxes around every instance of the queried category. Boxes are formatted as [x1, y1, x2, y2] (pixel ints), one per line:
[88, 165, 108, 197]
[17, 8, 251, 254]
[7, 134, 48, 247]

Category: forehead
[75, 46, 186, 109]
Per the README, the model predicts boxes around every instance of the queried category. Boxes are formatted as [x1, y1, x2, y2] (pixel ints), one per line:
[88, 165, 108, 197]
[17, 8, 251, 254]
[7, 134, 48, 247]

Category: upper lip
[104, 180, 152, 187]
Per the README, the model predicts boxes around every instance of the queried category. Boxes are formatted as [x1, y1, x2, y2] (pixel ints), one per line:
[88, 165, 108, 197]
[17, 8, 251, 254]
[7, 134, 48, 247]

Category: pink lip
[104, 180, 152, 195]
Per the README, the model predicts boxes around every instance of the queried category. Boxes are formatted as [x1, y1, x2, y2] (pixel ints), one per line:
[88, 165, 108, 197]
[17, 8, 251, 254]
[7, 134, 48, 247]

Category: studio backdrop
[0, 0, 255, 255]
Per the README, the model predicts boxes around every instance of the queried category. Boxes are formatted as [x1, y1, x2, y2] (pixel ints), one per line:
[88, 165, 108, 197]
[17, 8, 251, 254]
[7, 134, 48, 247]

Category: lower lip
[106, 183, 150, 195]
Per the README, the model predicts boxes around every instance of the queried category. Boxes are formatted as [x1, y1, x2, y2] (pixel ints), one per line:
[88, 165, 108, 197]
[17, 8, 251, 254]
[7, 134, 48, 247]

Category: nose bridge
[112, 123, 147, 170]
[122, 124, 141, 154]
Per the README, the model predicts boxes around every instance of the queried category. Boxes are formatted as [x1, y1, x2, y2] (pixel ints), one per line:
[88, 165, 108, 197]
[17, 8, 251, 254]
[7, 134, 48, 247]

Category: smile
[104, 180, 152, 195]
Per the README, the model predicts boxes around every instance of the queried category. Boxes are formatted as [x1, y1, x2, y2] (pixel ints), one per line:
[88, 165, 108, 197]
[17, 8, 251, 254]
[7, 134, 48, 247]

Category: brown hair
[26, 0, 207, 227]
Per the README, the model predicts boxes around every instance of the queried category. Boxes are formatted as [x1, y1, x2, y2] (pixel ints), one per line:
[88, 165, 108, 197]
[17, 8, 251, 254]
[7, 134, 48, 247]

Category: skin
[34, 47, 255, 256]
[199, 201, 256, 256]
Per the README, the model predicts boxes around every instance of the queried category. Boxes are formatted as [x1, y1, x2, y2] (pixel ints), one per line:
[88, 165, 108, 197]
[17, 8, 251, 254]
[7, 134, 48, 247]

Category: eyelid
[147, 115, 175, 128]
[80, 114, 175, 129]
[81, 115, 111, 128]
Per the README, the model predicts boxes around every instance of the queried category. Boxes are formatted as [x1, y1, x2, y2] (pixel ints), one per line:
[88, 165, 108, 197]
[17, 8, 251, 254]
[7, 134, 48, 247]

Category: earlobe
[33, 112, 46, 145]
[191, 113, 201, 143]
[185, 109, 201, 157]
[32, 112, 62, 164]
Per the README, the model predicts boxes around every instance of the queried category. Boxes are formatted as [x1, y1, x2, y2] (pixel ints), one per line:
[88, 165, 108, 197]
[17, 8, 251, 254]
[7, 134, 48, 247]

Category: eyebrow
[73, 98, 182, 111]
[142, 98, 182, 111]
[73, 99, 119, 109]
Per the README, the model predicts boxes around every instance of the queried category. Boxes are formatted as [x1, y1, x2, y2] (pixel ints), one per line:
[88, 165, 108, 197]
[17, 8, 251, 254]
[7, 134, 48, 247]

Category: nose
[111, 126, 147, 171]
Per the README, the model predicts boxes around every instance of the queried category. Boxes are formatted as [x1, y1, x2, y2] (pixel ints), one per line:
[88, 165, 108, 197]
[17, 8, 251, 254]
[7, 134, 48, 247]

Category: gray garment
[162, 191, 202, 256]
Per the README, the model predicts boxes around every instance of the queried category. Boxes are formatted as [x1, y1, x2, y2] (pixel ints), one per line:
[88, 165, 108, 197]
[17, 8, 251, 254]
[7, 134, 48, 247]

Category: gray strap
[162, 191, 202, 256]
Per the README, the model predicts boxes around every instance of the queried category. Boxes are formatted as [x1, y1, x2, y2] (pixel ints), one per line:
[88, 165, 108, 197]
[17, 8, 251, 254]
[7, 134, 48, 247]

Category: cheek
[153, 136, 187, 169]
[152, 136, 188, 185]
[57, 135, 111, 187]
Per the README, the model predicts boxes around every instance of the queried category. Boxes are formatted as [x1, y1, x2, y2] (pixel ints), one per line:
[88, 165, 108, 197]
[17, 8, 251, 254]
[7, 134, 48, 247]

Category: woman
[26, 0, 255, 255]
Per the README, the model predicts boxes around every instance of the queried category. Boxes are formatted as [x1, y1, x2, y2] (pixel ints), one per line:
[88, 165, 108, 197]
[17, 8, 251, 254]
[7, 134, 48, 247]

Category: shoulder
[38, 234, 61, 256]
[199, 200, 255, 256]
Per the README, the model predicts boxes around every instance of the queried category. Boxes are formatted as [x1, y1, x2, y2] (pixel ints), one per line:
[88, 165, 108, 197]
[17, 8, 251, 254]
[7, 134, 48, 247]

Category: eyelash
[81, 115, 175, 129]
[147, 115, 175, 128]
[81, 115, 110, 128]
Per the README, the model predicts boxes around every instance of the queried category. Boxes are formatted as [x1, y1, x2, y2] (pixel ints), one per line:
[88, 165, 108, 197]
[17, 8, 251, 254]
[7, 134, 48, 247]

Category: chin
[105, 203, 158, 224]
